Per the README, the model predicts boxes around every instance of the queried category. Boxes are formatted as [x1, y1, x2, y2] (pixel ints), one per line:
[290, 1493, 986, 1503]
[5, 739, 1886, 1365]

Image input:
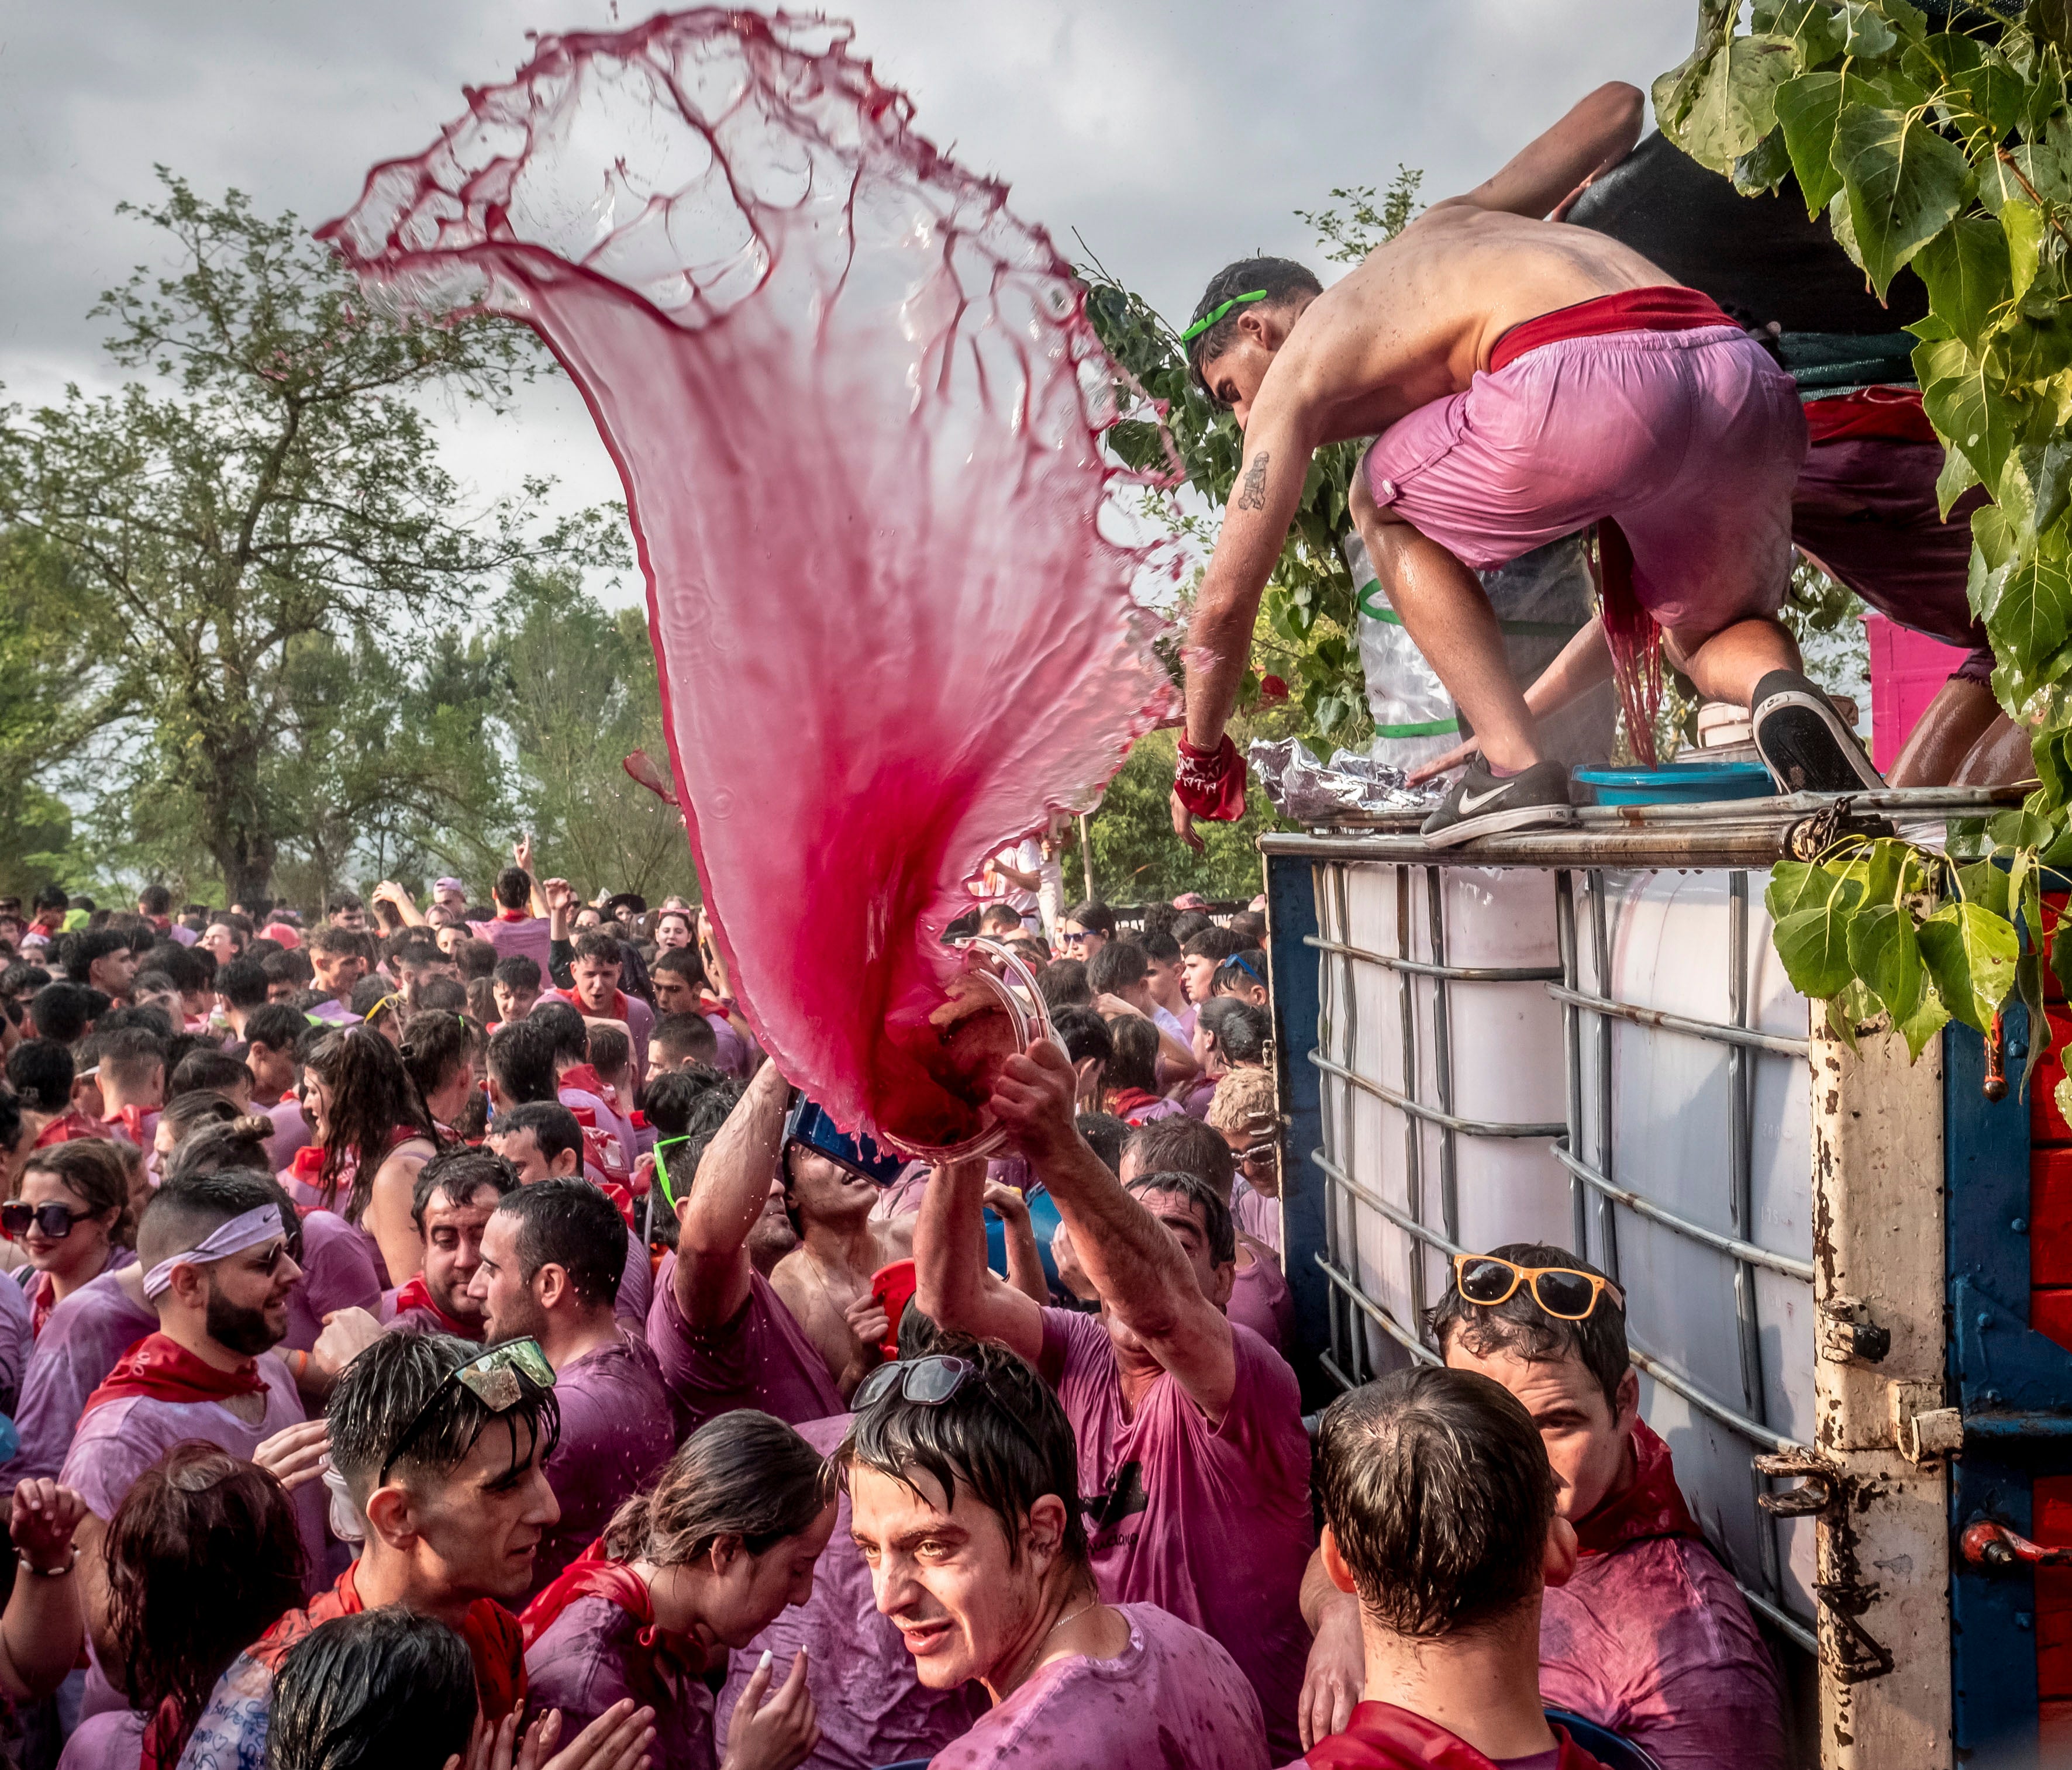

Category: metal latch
[1753, 1450, 1895, 1682]
[1962, 1518, 2072, 1570]
[1889, 1381, 1962, 1465]
[1818, 1295, 1891, 1366]
[1754, 1449, 1837, 1517]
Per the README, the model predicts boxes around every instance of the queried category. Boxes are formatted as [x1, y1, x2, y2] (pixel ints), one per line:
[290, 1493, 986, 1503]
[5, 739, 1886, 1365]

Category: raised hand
[8, 1481, 85, 1572]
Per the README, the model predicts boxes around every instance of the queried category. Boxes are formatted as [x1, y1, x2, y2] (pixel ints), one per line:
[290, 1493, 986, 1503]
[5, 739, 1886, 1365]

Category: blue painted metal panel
[1947, 1010, 2050, 1758]
[1266, 853, 1329, 1384]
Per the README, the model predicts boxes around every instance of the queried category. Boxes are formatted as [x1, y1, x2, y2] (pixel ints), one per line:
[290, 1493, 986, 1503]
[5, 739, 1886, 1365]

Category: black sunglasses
[853, 1355, 1049, 1462]
[1, 1201, 95, 1241]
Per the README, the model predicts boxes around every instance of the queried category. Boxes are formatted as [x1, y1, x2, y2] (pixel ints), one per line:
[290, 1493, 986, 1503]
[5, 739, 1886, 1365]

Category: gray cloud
[1, 1, 1698, 572]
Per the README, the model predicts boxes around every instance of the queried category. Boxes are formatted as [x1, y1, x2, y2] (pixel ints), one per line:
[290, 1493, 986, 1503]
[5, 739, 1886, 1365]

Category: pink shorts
[1364, 325, 1806, 633]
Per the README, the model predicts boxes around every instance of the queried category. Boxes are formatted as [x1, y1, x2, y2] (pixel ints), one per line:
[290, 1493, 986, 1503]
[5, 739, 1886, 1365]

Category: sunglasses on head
[853, 1354, 1048, 1460]
[1452, 1253, 1625, 1322]
[380, 1338, 556, 1485]
[0, 1200, 94, 1241]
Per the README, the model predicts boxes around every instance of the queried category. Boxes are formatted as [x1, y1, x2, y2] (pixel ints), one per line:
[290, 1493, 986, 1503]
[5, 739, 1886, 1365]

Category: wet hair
[1198, 998, 1272, 1067]
[654, 1080, 746, 1215]
[1102, 1015, 1161, 1096]
[1075, 1111, 1128, 1174]
[325, 1331, 559, 1506]
[18, 1140, 133, 1243]
[839, 1334, 1087, 1574]
[1049, 1006, 1112, 1071]
[412, 1146, 519, 1233]
[643, 1067, 731, 1142]
[105, 1444, 307, 1766]
[151, 943, 215, 996]
[606, 1409, 829, 1566]
[163, 1116, 279, 1185]
[411, 978, 468, 1015]
[527, 999, 591, 1066]
[263, 951, 314, 989]
[1062, 901, 1115, 939]
[268, 1609, 477, 1770]
[398, 1010, 473, 1102]
[976, 904, 1024, 937]
[1085, 940, 1149, 996]
[98, 1003, 174, 1041]
[27, 984, 95, 1047]
[570, 930, 622, 969]
[244, 1002, 309, 1055]
[453, 939, 499, 983]
[350, 979, 397, 1026]
[586, 1023, 631, 1079]
[1425, 1240, 1630, 1408]
[1185, 255, 1324, 398]
[136, 1169, 287, 1275]
[492, 955, 542, 994]
[389, 935, 444, 978]
[1123, 1115, 1236, 1195]
[485, 1019, 558, 1105]
[1212, 950, 1270, 997]
[61, 929, 132, 985]
[0, 962, 50, 998]
[1140, 929, 1182, 966]
[493, 1100, 584, 1170]
[1035, 960, 1092, 1012]
[138, 885, 173, 917]
[1125, 1167, 1235, 1267]
[651, 946, 708, 989]
[1181, 926, 1246, 965]
[653, 1012, 719, 1068]
[6, 1038, 73, 1112]
[302, 1027, 443, 1221]
[493, 868, 532, 912]
[306, 926, 361, 960]
[1316, 1366, 1558, 1637]
[492, 1178, 627, 1310]
[215, 958, 270, 1013]
[168, 1049, 252, 1101]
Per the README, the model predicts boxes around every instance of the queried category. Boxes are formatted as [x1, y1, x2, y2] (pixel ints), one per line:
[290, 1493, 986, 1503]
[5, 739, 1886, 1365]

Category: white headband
[142, 1204, 287, 1299]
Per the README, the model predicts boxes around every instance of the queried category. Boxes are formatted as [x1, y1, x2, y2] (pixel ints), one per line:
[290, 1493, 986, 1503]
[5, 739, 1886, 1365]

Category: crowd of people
[0, 855, 1791, 1770]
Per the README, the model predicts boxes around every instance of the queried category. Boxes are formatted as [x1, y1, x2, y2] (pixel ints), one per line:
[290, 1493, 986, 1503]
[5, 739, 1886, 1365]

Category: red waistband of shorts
[1803, 384, 1936, 446]
[1487, 286, 1737, 375]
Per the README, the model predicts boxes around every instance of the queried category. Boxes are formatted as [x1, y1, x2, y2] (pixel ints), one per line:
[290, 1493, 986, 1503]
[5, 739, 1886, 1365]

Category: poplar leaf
[1835, 103, 1976, 296]
[1848, 902, 1926, 1022]
[1775, 73, 1845, 213]
[2005, 199, 2045, 301]
[1776, 903, 1860, 998]
[1912, 216, 2011, 351]
[1917, 900, 2021, 1031]
[1895, 985, 1952, 1060]
[1980, 554, 2072, 680]
[1668, 35, 1802, 172]
[1766, 860, 1865, 921]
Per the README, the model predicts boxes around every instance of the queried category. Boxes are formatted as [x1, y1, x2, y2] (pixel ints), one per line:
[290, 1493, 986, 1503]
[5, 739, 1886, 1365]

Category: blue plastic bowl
[1572, 760, 1777, 806]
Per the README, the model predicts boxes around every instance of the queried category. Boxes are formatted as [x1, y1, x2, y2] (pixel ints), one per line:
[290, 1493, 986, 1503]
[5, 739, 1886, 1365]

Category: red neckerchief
[697, 993, 732, 1017]
[560, 1064, 619, 1110]
[496, 909, 530, 923]
[105, 1103, 160, 1148]
[598, 1178, 635, 1228]
[32, 913, 63, 936]
[554, 984, 630, 1023]
[81, 1332, 267, 1416]
[251, 1562, 527, 1721]
[1804, 385, 1937, 447]
[1108, 1088, 1162, 1122]
[1306, 1702, 1605, 1770]
[24, 1269, 54, 1340]
[139, 1691, 189, 1770]
[288, 1144, 326, 1182]
[1574, 1419, 1706, 1557]
[33, 1110, 103, 1149]
[520, 1541, 703, 1710]
[389, 1274, 484, 1341]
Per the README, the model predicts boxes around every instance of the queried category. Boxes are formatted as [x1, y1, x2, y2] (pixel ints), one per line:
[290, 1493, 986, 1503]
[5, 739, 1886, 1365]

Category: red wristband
[1173, 734, 1249, 821]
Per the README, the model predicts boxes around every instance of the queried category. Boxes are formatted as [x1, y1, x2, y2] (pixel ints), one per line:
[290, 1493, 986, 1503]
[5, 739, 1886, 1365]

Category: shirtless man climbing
[1170, 81, 1880, 849]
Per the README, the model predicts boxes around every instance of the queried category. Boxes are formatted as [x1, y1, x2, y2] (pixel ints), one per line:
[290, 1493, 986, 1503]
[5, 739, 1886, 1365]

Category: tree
[1063, 730, 1285, 905]
[0, 172, 623, 905]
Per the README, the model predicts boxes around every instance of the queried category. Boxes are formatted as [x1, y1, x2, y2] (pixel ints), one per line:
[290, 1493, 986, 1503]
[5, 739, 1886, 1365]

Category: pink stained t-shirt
[716, 1414, 986, 1770]
[1227, 1241, 1294, 1358]
[11, 1268, 157, 1482]
[264, 1096, 313, 1174]
[930, 1602, 1268, 1770]
[56, 1707, 144, 1770]
[474, 913, 554, 975]
[1040, 1309, 1313, 1761]
[1539, 1532, 1789, 1770]
[281, 1210, 384, 1354]
[646, 1257, 842, 1438]
[1234, 1183, 1281, 1256]
[532, 1331, 677, 1598]
[526, 1594, 715, 1770]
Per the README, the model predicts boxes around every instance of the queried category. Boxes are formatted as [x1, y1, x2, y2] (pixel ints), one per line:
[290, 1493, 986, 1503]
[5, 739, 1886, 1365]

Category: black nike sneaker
[1420, 758, 1575, 846]
[1751, 670, 1883, 793]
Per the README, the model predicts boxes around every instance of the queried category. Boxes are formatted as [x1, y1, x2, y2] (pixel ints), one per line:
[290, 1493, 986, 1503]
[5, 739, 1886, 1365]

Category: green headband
[1181, 289, 1267, 344]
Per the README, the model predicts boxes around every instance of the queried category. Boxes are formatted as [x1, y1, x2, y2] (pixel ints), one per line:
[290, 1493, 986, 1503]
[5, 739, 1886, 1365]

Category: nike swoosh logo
[1457, 783, 1514, 813]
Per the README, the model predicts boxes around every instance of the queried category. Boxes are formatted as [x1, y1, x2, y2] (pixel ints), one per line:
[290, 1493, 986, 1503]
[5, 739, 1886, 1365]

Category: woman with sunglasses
[523, 1410, 835, 1770]
[8, 1140, 133, 1339]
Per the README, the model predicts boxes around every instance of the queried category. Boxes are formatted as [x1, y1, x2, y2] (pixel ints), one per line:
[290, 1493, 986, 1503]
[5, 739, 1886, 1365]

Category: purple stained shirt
[475, 913, 555, 975]
[281, 1210, 384, 1354]
[0, 1264, 32, 1417]
[615, 1227, 651, 1343]
[1540, 1533, 1790, 1770]
[533, 1331, 676, 1596]
[1227, 1243, 1294, 1357]
[527, 1595, 714, 1770]
[57, 1707, 144, 1770]
[930, 1602, 1268, 1770]
[702, 1011, 756, 1080]
[1040, 1309, 1312, 1761]
[646, 1258, 842, 1437]
[1233, 1182, 1281, 1256]
[10, 1268, 156, 1481]
[264, 1097, 312, 1173]
[716, 1414, 985, 1770]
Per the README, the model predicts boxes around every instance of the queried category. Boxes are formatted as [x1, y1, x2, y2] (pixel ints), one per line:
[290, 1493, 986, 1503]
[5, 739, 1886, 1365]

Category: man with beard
[468, 1179, 672, 1595]
[649, 1063, 865, 1436]
[385, 1150, 519, 1339]
[62, 1171, 330, 1717]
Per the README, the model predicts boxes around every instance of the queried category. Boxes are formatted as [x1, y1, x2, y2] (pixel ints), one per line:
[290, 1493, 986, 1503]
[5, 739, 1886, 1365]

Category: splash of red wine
[319, 11, 1171, 1147]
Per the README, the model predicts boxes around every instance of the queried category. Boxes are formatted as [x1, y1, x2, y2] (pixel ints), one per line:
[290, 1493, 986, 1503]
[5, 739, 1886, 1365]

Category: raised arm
[914, 1160, 1044, 1361]
[990, 1041, 1236, 1419]
[0, 1482, 85, 1702]
[1429, 81, 1643, 220]
[673, 1060, 790, 1328]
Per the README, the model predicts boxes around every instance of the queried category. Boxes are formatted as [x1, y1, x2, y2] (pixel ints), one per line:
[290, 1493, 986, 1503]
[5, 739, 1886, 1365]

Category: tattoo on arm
[1236, 451, 1271, 512]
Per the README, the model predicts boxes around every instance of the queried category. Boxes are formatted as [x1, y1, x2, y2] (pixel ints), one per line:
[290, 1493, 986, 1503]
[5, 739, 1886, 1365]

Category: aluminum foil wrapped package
[1249, 737, 1446, 823]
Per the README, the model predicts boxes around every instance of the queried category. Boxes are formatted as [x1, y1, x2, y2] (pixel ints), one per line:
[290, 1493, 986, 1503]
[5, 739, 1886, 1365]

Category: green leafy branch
[1659, 0, 2071, 1078]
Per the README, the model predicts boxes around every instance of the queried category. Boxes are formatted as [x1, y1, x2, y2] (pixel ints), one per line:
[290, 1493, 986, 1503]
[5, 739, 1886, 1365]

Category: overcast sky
[1, 1, 1698, 595]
